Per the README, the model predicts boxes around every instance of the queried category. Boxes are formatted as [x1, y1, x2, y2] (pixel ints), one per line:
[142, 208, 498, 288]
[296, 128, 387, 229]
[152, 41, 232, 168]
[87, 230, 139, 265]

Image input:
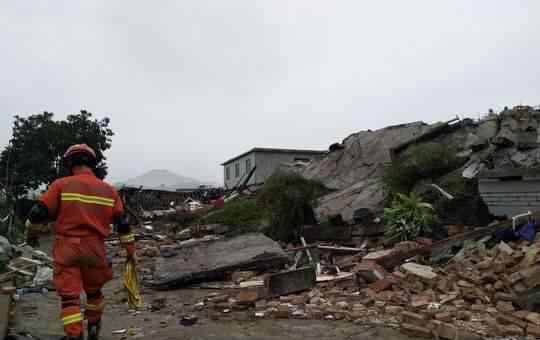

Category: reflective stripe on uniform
[119, 233, 135, 243]
[62, 313, 83, 325]
[85, 302, 105, 311]
[61, 193, 115, 207]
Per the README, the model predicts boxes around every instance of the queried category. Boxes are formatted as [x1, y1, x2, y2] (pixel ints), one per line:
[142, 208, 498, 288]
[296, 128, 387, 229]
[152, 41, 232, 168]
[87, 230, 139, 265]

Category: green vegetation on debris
[383, 192, 439, 245]
[383, 143, 466, 195]
[257, 173, 327, 243]
[199, 198, 265, 228]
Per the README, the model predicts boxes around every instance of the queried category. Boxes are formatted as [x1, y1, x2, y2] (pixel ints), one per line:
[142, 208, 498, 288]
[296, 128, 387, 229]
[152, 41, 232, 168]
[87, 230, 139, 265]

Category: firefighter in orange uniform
[26, 144, 136, 340]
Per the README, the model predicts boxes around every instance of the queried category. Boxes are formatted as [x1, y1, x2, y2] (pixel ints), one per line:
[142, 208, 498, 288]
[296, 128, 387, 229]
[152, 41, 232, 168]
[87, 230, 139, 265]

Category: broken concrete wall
[153, 233, 288, 289]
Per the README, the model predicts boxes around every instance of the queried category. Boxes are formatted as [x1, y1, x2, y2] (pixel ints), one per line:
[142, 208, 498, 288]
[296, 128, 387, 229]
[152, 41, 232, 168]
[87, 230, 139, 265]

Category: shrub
[257, 173, 327, 243]
[383, 143, 466, 195]
[384, 192, 439, 245]
[199, 198, 265, 228]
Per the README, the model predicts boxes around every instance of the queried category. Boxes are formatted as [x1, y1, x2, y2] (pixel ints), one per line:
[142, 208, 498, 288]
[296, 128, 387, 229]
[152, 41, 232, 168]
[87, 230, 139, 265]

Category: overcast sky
[1, 1, 539, 184]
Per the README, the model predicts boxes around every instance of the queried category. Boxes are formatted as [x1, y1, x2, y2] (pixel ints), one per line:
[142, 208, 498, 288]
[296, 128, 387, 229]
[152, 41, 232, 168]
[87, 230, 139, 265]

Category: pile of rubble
[0, 237, 54, 298]
[139, 226, 540, 339]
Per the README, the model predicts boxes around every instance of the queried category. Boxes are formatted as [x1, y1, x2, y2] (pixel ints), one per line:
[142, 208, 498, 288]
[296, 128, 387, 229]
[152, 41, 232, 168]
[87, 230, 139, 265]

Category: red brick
[401, 323, 432, 338]
[236, 290, 259, 306]
[368, 279, 393, 293]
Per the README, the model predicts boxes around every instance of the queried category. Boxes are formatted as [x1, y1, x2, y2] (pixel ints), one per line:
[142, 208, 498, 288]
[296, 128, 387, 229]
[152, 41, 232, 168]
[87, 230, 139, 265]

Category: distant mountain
[118, 169, 203, 190]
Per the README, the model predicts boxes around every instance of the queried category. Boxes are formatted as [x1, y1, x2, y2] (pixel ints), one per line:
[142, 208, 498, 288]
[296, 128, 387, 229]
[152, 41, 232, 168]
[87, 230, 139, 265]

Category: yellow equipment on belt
[123, 258, 143, 309]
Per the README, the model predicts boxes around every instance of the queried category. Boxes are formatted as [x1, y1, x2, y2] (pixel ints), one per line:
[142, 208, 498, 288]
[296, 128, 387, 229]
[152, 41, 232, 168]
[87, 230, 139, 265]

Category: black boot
[88, 320, 102, 340]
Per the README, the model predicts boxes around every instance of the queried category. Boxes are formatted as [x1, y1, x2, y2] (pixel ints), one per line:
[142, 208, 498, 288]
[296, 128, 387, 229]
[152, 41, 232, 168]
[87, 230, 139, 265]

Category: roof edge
[221, 147, 327, 166]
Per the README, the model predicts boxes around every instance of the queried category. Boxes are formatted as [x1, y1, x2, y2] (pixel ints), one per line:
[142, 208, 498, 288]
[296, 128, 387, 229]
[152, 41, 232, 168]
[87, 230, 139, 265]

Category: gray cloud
[1, 1, 539, 184]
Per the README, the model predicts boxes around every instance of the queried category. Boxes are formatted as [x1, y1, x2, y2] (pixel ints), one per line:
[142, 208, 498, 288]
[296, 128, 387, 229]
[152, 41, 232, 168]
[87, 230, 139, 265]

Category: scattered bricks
[481, 273, 498, 284]
[439, 293, 458, 305]
[452, 299, 466, 307]
[430, 321, 482, 340]
[492, 262, 507, 274]
[498, 242, 515, 256]
[353, 261, 387, 283]
[401, 262, 437, 280]
[270, 305, 290, 319]
[392, 270, 407, 280]
[495, 292, 515, 302]
[290, 295, 308, 305]
[255, 300, 267, 309]
[400, 323, 433, 338]
[458, 280, 475, 288]
[525, 312, 540, 326]
[495, 323, 525, 337]
[496, 314, 528, 329]
[456, 311, 472, 321]
[236, 290, 259, 306]
[470, 304, 485, 312]
[335, 301, 350, 310]
[363, 249, 395, 262]
[497, 301, 516, 313]
[411, 294, 432, 308]
[401, 311, 427, 326]
[527, 323, 540, 337]
[436, 278, 449, 292]
[394, 241, 421, 253]
[508, 272, 524, 284]
[385, 306, 404, 315]
[514, 310, 531, 319]
[434, 312, 453, 322]
[368, 278, 393, 293]
[475, 258, 493, 270]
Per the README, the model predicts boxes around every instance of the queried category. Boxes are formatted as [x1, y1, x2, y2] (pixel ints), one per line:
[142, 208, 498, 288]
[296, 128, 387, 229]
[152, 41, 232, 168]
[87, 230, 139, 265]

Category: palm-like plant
[384, 193, 439, 244]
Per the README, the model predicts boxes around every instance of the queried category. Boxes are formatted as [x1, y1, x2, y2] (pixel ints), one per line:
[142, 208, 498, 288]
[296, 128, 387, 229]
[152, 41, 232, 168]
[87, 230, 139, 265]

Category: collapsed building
[289, 105, 540, 223]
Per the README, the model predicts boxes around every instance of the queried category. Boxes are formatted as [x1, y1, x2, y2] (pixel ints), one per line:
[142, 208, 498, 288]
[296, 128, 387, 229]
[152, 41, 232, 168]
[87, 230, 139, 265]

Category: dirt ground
[9, 236, 419, 340]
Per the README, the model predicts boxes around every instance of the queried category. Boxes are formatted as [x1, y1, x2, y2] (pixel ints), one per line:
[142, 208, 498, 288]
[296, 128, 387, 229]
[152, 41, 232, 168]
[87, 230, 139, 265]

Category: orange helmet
[63, 144, 97, 169]
[64, 144, 97, 160]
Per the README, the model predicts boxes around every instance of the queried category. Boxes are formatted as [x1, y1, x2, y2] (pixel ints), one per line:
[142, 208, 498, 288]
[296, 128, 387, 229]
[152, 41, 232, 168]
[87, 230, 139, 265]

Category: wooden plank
[302, 225, 352, 242]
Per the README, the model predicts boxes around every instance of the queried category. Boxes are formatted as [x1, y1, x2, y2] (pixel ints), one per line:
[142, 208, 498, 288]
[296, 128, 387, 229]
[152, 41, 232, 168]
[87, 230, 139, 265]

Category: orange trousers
[53, 236, 113, 337]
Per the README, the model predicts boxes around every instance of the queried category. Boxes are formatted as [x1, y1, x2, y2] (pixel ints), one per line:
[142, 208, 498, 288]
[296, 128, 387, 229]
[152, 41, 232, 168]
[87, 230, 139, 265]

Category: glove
[25, 219, 44, 247]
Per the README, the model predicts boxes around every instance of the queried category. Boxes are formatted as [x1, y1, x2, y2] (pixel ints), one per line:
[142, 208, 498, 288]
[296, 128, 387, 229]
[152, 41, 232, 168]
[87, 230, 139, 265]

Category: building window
[225, 166, 230, 180]
[246, 158, 252, 173]
[235, 162, 240, 178]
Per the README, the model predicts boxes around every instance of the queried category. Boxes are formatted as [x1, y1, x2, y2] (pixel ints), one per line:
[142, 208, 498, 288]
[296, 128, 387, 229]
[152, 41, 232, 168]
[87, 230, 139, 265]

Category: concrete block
[267, 266, 316, 297]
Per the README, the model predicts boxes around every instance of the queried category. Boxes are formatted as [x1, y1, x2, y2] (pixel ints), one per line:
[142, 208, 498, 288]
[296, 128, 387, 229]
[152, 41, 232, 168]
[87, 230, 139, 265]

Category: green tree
[0, 111, 114, 197]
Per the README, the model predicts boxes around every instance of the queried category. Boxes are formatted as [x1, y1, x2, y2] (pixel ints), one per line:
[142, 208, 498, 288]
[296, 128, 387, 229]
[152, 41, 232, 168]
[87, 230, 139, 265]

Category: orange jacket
[40, 168, 123, 238]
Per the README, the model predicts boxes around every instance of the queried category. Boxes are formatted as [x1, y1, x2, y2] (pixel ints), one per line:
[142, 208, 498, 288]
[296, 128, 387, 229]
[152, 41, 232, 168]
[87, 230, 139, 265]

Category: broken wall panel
[153, 233, 288, 290]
